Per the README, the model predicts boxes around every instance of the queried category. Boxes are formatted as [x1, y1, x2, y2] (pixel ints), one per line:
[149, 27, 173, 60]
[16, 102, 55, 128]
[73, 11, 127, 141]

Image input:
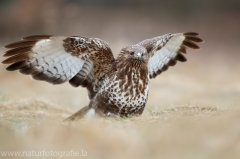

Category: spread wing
[2, 35, 115, 99]
[137, 32, 203, 78]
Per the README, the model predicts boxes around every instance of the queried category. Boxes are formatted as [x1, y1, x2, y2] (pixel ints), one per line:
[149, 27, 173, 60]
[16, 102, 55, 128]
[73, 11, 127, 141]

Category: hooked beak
[134, 52, 142, 59]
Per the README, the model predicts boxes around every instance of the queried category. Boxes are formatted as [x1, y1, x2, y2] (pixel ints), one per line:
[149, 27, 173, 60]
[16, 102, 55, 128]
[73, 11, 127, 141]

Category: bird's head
[118, 45, 148, 63]
[116, 45, 149, 78]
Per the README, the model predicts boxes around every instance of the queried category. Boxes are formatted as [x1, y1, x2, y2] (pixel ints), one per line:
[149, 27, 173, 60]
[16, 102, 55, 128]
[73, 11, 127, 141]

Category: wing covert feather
[2, 35, 115, 99]
[138, 32, 203, 78]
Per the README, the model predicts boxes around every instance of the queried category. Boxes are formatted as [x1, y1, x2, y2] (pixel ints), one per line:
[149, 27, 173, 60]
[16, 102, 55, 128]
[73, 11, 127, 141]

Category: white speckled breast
[99, 68, 149, 117]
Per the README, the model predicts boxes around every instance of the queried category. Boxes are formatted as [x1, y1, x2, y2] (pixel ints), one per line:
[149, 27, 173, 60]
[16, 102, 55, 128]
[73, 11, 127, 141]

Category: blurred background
[0, 0, 239, 111]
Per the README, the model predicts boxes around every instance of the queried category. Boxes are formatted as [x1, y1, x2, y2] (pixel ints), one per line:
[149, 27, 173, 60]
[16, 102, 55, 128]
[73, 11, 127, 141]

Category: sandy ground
[0, 41, 240, 159]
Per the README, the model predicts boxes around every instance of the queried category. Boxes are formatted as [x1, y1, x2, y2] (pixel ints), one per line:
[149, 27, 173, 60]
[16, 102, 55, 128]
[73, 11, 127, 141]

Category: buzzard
[2, 32, 203, 121]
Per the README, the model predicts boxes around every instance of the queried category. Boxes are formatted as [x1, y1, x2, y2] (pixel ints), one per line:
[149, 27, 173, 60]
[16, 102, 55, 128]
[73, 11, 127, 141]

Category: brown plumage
[2, 32, 203, 121]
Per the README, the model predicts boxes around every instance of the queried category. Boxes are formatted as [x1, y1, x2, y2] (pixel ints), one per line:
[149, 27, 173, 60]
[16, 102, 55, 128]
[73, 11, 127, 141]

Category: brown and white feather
[138, 32, 203, 78]
[3, 35, 115, 99]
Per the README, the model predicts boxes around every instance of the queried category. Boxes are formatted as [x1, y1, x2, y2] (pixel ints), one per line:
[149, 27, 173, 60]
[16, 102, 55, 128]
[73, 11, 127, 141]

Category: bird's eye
[130, 51, 134, 55]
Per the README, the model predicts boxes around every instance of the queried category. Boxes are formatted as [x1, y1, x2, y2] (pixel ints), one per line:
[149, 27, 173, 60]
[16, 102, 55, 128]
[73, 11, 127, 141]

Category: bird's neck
[112, 60, 149, 98]
[115, 59, 149, 81]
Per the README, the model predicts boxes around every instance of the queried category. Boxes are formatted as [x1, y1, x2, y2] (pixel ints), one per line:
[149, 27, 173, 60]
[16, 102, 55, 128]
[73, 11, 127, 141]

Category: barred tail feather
[63, 106, 95, 121]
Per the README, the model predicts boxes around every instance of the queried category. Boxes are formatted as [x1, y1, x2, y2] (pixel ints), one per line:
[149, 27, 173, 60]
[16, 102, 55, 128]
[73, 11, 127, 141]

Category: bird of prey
[2, 32, 203, 121]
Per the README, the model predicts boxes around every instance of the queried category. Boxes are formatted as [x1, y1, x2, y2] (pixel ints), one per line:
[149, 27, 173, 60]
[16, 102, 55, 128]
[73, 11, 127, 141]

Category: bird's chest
[103, 71, 149, 116]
